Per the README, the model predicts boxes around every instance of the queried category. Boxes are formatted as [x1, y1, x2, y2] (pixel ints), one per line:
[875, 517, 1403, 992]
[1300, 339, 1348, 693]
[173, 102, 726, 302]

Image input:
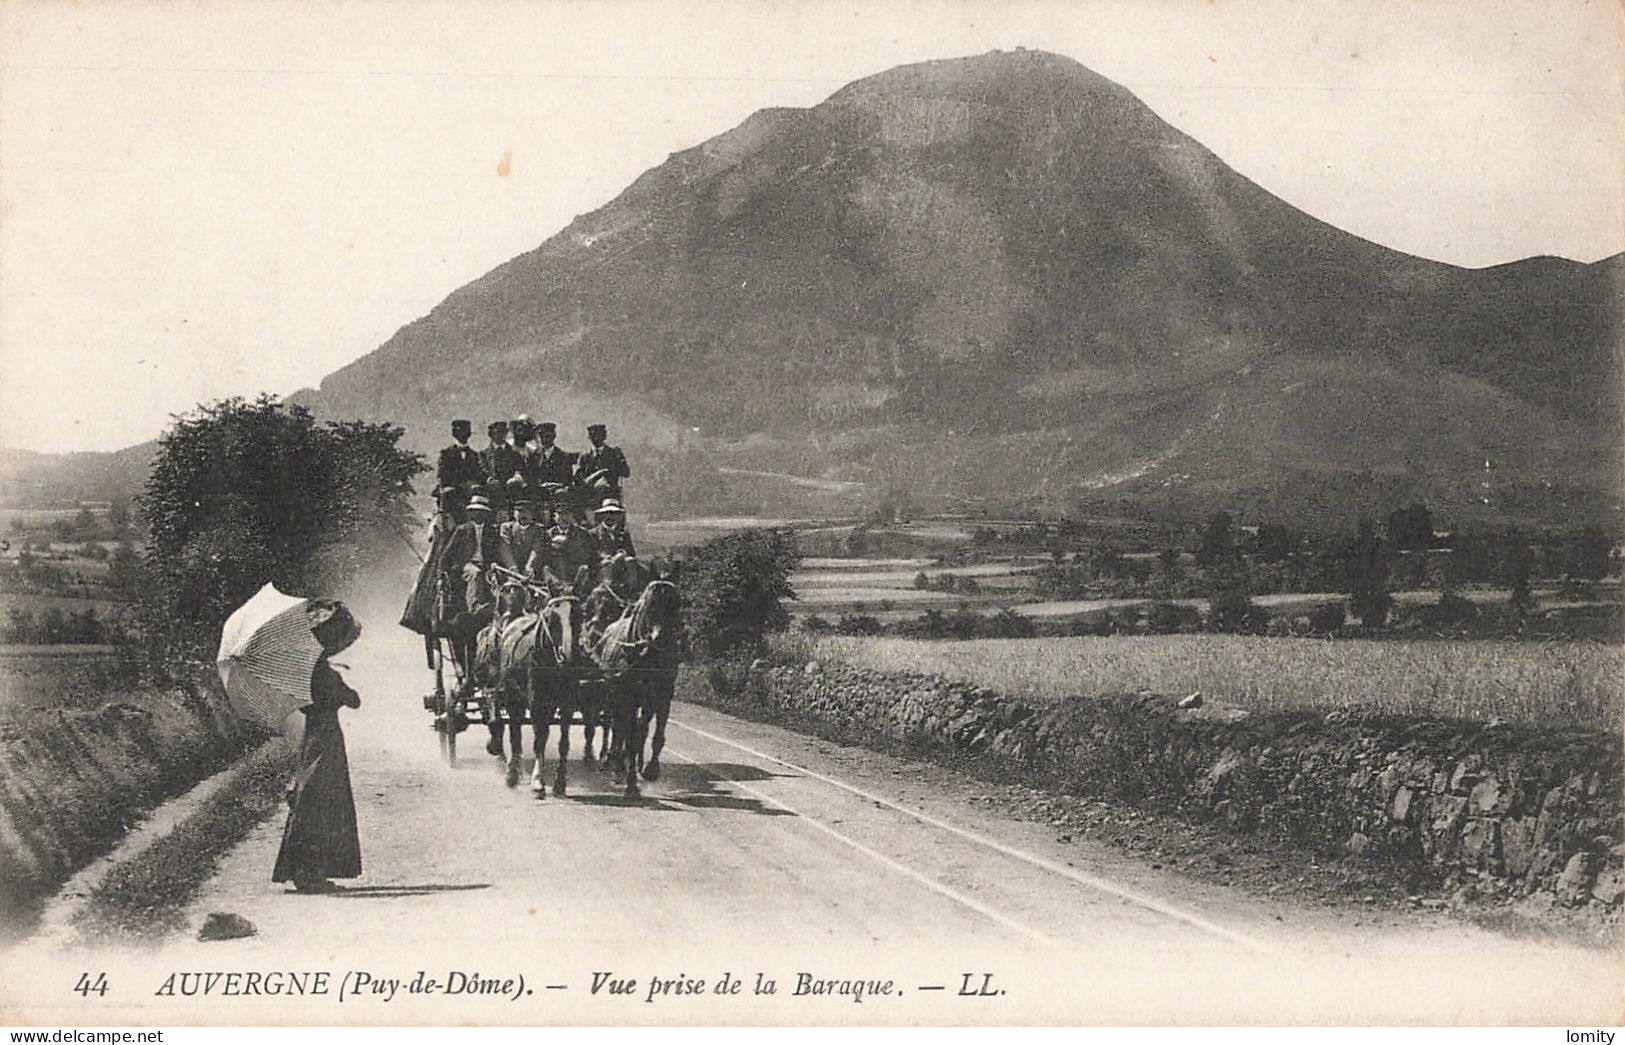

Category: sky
[2, 0, 1621, 455]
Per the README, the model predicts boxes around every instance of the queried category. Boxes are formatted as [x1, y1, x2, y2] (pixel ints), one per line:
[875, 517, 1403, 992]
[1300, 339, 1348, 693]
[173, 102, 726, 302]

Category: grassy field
[800, 634, 1624, 729]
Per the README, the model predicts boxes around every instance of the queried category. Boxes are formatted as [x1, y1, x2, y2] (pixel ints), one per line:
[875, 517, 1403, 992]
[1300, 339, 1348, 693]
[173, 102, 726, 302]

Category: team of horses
[431, 563, 682, 799]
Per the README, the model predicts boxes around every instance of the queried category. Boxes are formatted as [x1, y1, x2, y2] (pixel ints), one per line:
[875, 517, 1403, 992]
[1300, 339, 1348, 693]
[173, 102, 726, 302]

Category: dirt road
[6, 618, 1620, 1025]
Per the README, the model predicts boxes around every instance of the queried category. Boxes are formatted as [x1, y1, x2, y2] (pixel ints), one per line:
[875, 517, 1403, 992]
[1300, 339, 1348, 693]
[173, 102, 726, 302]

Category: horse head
[631, 579, 682, 657]
[496, 581, 529, 620]
[541, 593, 583, 669]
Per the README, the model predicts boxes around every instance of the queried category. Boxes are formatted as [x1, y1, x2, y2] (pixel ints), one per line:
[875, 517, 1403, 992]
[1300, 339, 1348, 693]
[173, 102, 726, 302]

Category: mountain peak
[292, 49, 1620, 523]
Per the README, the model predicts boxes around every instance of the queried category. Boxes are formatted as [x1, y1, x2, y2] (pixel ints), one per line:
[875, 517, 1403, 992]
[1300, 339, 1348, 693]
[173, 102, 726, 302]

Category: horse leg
[528, 667, 547, 797]
[579, 682, 597, 768]
[624, 686, 646, 799]
[554, 678, 572, 797]
[642, 682, 671, 782]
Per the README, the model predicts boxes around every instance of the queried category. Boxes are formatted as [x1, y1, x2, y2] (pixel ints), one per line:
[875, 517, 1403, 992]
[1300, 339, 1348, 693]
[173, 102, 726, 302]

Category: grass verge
[70, 735, 296, 941]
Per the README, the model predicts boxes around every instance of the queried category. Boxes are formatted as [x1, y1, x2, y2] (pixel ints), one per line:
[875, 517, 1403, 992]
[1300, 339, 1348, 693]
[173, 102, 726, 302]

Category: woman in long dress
[273, 605, 363, 892]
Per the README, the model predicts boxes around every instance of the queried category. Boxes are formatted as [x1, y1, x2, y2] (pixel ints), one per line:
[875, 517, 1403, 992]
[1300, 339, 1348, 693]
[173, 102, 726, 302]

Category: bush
[682, 528, 800, 658]
[834, 614, 883, 636]
[800, 615, 832, 634]
[1146, 601, 1200, 634]
[1308, 601, 1346, 636]
[987, 608, 1035, 639]
[1206, 590, 1269, 634]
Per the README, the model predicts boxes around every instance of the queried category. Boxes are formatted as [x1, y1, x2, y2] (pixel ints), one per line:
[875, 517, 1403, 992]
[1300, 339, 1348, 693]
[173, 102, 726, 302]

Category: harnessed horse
[591, 578, 681, 797]
[489, 573, 586, 796]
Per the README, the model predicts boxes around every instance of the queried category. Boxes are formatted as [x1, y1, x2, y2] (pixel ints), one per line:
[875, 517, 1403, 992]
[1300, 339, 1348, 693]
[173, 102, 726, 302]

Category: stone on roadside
[198, 912, 256, 941]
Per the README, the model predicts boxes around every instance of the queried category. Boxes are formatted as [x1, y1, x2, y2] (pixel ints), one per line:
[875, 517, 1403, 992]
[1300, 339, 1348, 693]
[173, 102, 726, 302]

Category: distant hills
[9, 50, 1621, 530]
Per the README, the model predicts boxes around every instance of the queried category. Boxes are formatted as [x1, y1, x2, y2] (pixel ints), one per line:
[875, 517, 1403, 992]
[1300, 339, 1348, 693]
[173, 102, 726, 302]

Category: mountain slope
[57, 49, 1625, 524]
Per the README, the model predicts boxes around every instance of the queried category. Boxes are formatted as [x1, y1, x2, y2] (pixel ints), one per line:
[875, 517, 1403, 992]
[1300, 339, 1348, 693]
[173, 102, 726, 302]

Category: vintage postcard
[1, 0, 1621, 1028]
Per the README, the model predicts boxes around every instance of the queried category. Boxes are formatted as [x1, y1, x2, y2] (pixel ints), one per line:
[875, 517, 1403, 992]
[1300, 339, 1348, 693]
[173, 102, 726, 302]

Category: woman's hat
[595, 498, 625, 514]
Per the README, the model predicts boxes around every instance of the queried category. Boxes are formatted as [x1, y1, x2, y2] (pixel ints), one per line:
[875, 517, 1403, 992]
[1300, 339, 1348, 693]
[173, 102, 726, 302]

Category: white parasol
[216, 582, 322, 732]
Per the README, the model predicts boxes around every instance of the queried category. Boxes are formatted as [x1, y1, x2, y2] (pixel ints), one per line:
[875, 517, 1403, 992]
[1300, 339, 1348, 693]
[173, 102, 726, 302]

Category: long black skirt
[272, 708, 362, 884]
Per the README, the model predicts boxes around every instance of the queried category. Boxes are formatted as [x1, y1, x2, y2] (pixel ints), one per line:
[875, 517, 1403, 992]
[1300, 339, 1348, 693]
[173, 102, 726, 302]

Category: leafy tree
[1347, 518, 1392, 628]
[1386, 502, 1434, 552]
[1503, 532, 1536, 622]
[1254, 522, 1295, 563]
[680, 528, 800, 658]
[139, 396, 425, 660]
[1565, 527, 1612, 587]
[1196, 511, 1237, 570]
[107, 542, 145, 593]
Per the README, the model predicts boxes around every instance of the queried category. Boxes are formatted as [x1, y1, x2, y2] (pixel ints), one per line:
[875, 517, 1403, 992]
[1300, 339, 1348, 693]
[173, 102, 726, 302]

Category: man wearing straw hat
[441, 494, 517, 629]
[588, 498, 636, 563]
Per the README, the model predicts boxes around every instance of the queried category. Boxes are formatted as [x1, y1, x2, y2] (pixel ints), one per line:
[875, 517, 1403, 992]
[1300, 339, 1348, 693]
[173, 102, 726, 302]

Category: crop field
[803, 634, 1625, 729]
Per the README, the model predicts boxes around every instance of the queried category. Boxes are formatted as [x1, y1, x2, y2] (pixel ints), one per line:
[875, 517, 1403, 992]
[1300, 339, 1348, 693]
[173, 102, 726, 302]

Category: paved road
[7, 614, 1620, 1025]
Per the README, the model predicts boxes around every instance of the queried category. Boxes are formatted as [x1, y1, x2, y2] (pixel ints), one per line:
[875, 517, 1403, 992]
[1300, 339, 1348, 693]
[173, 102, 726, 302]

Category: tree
[107, 542, 144, 593]
[680, 528, 800, 658]
[1254, 522, 1295, 564]
[1503, 532, 1536, 622]
[140, 396, 425, 660]
[1347, 519, 1392, 628]
[1385, 502, 1434, 553]
[1195, 511, 1238, 570]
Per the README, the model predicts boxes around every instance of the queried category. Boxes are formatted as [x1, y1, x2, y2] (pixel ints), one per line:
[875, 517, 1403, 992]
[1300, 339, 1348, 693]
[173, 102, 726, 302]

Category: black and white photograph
[0, 0, 1621, 1027]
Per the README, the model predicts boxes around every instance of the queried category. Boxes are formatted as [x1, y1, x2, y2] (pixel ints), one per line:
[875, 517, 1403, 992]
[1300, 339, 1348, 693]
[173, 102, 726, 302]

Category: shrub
[987, 608, 1036, 639]
[1146, 601, 1200, 634]
[682, 528, 801, 658]
[1206, 590, 1269, 634]
[1308, 601, 1346, 636]
[835, 614, 883, 636]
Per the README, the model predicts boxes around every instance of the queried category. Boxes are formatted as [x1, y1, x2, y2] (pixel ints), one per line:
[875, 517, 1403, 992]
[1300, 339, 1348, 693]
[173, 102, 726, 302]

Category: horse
[591, 577, 682, 797]
[475, 582, 529, 773]
[494, 583, 586, 797]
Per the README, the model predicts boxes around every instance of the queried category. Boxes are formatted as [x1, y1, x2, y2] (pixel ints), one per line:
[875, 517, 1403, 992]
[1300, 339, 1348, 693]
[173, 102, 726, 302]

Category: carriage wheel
[442, 712, 458, 766]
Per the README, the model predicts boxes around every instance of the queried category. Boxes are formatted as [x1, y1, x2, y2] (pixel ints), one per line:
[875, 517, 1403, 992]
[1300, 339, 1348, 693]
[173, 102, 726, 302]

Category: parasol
[216, 582, 323, 732]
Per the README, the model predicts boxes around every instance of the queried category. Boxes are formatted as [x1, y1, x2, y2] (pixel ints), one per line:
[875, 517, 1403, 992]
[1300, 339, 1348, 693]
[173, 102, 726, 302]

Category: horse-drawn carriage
[409, 550, 681, 799]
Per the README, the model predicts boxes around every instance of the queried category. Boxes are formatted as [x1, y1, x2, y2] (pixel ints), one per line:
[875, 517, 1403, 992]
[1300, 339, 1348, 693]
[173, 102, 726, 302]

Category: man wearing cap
[526, 422, 577, 489]
[588, 498, 636, 563]
[500, 498, 549, 581]
[574, 424, 629, 508]
[479, 421, 524, 514]
[436, 420, 482, 520]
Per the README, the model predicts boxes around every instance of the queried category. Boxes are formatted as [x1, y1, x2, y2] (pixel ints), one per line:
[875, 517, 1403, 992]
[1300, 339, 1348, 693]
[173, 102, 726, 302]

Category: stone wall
[689, 659, 1623, 909]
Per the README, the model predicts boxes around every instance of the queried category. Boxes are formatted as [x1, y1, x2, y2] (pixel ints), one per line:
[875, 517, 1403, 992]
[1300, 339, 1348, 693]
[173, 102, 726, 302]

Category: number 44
[74, 973, 109, 997]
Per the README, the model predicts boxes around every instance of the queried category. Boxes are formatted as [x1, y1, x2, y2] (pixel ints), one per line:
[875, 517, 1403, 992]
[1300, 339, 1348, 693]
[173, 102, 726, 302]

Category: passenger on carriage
[499, 497, 550, 582]
[588, 498, 636, 562]
[526, 421, 576, 489]
[435, 420, 481, 521]
[479, 421, 524, 513]
[575, 424, 629, 509]
[440, 494, 517, 624]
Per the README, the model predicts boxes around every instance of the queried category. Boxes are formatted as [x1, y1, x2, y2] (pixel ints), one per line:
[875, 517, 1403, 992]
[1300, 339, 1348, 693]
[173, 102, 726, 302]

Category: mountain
[14, 50, 1622, 528]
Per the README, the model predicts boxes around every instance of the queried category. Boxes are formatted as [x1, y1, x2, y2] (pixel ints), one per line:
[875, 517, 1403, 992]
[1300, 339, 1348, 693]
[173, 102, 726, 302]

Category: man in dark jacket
[575, 424, 629, 508]
[440, 495, 518, 627]
[479, 421, 525, 514]
[436, 420, 481, 520]
[526, 422, 576, 489]
[588, 498, 636, 563]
